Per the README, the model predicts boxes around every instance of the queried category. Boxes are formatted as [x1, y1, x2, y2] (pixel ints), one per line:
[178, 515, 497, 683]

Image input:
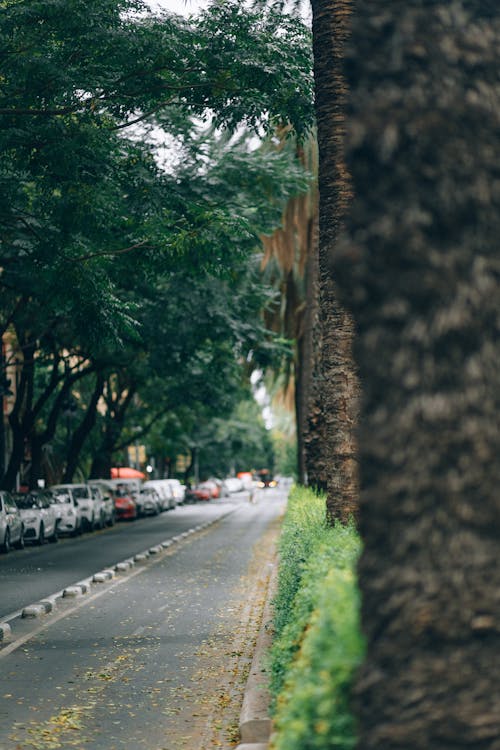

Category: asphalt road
[0, 494, 251, 619]
[0, 488, 286, 750]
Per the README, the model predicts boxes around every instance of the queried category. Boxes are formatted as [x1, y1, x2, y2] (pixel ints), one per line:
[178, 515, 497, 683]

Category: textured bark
[334, 2, 500, 747]
[297, 217, 318, 484]
[310, 0, 359, 522]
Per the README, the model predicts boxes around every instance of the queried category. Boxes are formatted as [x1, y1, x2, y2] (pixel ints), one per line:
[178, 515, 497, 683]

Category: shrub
[269, 487, 364, 750]
[272, 486, 330, 639]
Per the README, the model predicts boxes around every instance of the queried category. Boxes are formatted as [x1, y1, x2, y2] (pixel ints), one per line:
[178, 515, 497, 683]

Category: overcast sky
[145, 0, 207, 15]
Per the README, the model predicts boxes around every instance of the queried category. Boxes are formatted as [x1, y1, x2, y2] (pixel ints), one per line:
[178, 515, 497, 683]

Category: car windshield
[69, 487, 89, 499]
[13, 495, 39, 510]
[52, 492, 71, 504]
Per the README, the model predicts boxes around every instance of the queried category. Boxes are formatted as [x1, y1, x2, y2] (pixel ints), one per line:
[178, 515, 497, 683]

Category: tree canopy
[0, 0, 314, 487]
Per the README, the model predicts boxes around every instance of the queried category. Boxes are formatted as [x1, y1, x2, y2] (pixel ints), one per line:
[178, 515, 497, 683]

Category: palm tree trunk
[336, 1, 500, 746]
[310, 0, 359, 522]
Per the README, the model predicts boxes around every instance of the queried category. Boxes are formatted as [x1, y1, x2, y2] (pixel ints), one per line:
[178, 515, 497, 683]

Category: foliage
[269, 487, 364, 750]
[194, 396, 275, 479]
[0, 0, 315, 486]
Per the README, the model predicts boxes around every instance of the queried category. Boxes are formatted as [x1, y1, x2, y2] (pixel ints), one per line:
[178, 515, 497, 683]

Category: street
[0, 489, 286, 750]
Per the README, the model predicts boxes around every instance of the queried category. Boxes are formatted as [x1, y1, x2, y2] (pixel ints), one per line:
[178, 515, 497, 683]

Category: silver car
[47, 487, 83, 537]
[13, 492, 58, 545]
[88, 483, 116, 527]
[0, 491, 24, 552]
[51, 483, 105, 531]
[135, 488, 161, 517]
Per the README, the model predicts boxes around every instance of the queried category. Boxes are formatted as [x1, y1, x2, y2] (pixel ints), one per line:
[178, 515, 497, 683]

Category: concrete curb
[236, 559, 278, 750]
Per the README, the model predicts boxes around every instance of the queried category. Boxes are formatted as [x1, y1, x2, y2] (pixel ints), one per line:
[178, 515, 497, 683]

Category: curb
[0, 509, 236, 644]
[236, 558, 278, 750]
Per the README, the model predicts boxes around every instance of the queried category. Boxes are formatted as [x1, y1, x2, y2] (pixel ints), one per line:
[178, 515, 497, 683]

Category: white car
[88, 483, 115, 526]
[223, 477, 244, 494]
[0, 491, 24, 552]
[135, 488, 161, 516]
[47, 487, 83, 537]
[142, 480, 175, 511]
[163, 479, 186, 505]
[51, 483, 105, 531]
[13, 492, 58, 545]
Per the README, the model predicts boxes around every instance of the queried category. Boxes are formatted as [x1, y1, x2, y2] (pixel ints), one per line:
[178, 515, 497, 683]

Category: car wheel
[38, 523, 45, 545]
[1, 528, 11, 553]
[49, 524, 59, 543]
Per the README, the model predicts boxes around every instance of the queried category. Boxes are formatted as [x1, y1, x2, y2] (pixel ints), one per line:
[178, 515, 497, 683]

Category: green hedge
[269, 487, 364, 750]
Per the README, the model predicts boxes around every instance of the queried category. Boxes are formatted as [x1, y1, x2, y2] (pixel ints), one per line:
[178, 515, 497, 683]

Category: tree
[255, 0, 358, 521]
[0, 0, 315, 487]
[304, 0, 358, 523]
[260, 131, 318, 485]
[334, 2, 500, 747]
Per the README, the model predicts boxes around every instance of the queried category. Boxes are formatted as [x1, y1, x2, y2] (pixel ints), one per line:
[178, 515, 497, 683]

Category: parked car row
[0, 473, 270, 554]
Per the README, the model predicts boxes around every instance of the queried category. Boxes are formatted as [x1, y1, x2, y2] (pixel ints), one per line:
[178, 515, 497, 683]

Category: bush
[269, 487, 364, 750]
[272, 486, 330, 639]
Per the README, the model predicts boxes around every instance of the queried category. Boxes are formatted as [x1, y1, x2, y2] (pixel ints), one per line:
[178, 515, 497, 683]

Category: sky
[146, 0, 207, 14]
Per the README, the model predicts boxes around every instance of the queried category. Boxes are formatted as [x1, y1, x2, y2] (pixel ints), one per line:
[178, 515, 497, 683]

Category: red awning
[111, 467, 145, 479]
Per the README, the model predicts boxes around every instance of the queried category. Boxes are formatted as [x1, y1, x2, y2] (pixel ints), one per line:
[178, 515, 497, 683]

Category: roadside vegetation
[269, 486, 364, 750]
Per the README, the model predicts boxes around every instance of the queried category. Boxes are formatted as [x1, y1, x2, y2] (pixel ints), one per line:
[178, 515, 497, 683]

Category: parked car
[223, 477, 244, 494]
[186, 484, 212, 502]
[88, 483, 115, 526]
[12, 491, 58, 544]
[47, 487, 83, 536]
[0, 491, 24, 552]
[163, 479, 186, 505]
[135, 488, 161, 517]
[198, 480, 220, 499]
[142, 480, 175, 511]
[51, 483, 106, 531]
[112, 484, 137, 520]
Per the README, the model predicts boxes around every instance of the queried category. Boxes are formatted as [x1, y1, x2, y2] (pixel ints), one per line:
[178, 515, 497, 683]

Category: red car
[113, 488, 137, 520]
[187, 485, 212, 502]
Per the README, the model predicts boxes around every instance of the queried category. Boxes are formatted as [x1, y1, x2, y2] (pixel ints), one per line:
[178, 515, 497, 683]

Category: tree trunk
[310, 0, 359, 522]
[63, 375, 104, 482]
[335, 2, 500, 747]
[296, 213, 318, 485]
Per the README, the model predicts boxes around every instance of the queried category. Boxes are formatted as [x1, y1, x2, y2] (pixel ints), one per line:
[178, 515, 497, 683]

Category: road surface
[0, 488, 286, 750]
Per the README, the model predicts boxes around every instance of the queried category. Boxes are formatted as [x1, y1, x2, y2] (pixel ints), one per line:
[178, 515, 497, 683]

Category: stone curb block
[235, 744, 269, 750]
[148, 545, 162, 555]
[63, 586, 83, 598]
[239, 561, 278, 747]
[93, 571, 113, 583]
[161, 541, 172, 549]
[76, 581, 91, 594]
[0, 623, 12, 642]
[115, 561, 132, 572]
[134, 553, 149, 562]
[22, 604, 46, 619]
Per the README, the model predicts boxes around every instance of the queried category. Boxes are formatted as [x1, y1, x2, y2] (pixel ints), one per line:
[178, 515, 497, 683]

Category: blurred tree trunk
[334, 2, 500, 747]
[310, 0, 359, 522]
[63, 375, 104, 482]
